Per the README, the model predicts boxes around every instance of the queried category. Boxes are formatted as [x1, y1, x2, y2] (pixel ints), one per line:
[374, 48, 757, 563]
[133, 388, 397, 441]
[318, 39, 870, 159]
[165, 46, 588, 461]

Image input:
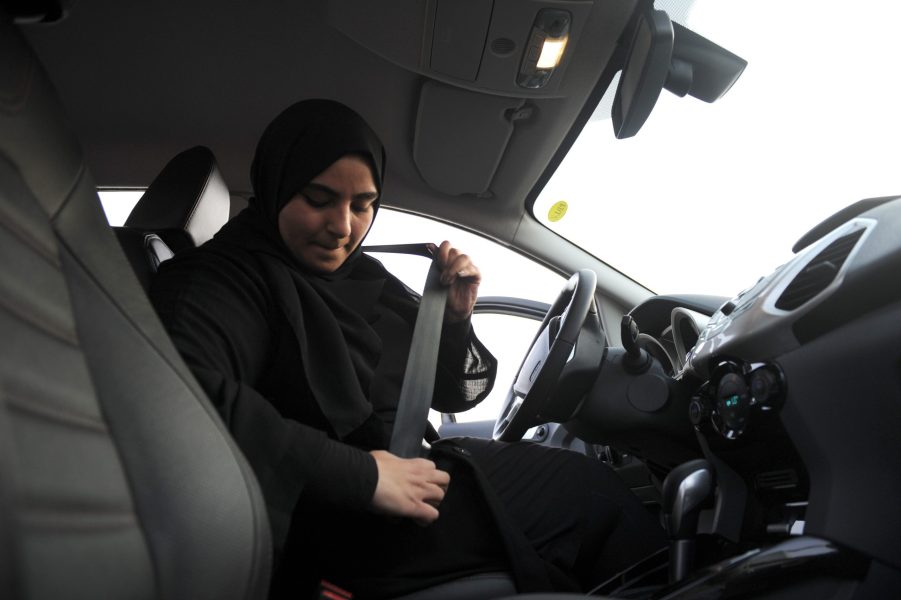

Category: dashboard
[610, 197, 901, 569]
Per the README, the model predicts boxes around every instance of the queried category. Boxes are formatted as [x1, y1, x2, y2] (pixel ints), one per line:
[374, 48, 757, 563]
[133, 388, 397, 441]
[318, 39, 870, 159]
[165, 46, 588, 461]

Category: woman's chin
[297, 251, 347, 274]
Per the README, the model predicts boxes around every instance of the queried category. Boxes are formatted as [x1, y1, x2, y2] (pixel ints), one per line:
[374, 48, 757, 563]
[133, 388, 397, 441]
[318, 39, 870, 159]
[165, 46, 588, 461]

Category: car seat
[114, 146, 230, 291]
[0, 10, 271, 600]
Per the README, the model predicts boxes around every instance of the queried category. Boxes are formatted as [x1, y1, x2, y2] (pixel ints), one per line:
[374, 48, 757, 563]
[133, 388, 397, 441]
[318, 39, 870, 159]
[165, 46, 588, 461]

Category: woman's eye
[352, 203, 374, 214]
[303, 194, 329, 208]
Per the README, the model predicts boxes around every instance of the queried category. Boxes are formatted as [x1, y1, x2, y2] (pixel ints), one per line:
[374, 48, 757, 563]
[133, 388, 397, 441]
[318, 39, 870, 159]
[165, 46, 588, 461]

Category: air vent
[776, 229, 865, 310]
[756, 469, 799, 490]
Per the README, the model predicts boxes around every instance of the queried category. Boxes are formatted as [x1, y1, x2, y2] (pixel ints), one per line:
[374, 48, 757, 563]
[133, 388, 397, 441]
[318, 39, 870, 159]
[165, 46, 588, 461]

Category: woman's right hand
[369, 450, 450, 525]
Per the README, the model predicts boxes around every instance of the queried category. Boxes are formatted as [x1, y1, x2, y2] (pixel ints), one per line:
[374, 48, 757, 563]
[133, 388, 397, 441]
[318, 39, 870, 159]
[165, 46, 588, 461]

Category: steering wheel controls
[691, 361, 785, 440]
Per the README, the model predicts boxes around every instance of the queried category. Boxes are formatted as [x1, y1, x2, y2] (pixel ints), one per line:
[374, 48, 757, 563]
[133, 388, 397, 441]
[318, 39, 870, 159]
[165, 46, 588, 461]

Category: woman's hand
[430, 240, 481, 323]
[369, 450, 451, 525]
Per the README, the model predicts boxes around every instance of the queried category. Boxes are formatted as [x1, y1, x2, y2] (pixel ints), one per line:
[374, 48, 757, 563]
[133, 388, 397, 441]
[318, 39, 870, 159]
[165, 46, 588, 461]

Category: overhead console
[326, 0, 613, 96]
[326, 1, 746, 197]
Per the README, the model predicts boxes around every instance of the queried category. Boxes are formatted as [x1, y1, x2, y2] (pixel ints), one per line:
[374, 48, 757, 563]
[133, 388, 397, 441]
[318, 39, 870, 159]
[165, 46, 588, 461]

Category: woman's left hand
[431, 241, 481, 323]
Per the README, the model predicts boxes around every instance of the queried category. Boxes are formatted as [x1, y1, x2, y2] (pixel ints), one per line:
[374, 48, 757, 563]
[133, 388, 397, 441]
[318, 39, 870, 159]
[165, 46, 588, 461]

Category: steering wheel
[493, 269, 605, 441]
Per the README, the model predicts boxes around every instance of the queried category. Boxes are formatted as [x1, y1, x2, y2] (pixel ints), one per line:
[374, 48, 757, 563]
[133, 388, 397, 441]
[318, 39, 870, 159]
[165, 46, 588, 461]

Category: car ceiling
[21, 0, 656, 309]
[22, 0, 636, 235]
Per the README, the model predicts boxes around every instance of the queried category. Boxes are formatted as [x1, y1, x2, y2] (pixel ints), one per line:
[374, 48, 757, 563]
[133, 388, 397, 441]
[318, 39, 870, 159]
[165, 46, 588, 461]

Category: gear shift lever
[662, 459, 715, 583]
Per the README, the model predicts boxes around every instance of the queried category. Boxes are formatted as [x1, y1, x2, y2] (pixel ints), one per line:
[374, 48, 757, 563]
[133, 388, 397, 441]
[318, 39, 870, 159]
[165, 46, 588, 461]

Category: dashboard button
[689, 398, 708, 425]
[716, 372, 751, 438]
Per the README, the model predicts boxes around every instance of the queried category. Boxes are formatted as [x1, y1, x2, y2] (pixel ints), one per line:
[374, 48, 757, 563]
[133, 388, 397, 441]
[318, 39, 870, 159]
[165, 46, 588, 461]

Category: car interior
[3, 0, 901, 598]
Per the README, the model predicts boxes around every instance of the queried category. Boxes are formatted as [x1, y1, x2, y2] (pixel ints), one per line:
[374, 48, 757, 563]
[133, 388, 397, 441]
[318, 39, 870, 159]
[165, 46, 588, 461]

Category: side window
[365, 209, 564, 303]
[97, 192, 564, 428]
[365, 209, 565, 426]
[97, 189, 143, 225]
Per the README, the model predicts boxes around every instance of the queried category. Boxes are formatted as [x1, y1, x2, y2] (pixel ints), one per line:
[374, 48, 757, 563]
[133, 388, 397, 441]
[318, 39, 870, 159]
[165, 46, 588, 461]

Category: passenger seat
[114, 146, 229, 290]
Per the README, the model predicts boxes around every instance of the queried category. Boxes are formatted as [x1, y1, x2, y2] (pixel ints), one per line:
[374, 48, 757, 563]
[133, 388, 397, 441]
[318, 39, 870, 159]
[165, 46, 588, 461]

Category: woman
[151, 99, 665, 598]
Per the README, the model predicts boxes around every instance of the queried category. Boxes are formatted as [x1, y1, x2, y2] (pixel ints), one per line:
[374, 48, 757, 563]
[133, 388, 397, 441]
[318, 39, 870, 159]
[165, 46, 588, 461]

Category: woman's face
[277, 155, 378, 272]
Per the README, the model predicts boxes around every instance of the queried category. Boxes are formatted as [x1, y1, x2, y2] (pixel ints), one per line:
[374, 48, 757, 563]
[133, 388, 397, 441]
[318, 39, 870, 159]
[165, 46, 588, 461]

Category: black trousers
[273, 438, 666, 599]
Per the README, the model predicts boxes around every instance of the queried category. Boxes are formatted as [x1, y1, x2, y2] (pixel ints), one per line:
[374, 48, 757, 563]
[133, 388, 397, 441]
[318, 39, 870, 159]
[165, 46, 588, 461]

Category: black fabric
[151, 99, 665, 598]
[275, 438, 667, 599]
[151, 100, 495, 556]
[151, 215, 496, 549]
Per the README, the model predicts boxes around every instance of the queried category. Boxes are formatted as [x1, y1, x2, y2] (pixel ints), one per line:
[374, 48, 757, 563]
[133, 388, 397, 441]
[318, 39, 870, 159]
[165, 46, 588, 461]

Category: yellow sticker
[547, 200, 568, 222]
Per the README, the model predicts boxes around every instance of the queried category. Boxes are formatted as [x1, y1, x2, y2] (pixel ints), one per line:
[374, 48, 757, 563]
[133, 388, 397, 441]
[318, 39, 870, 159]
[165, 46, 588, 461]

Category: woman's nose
[326, 203, 353, 237]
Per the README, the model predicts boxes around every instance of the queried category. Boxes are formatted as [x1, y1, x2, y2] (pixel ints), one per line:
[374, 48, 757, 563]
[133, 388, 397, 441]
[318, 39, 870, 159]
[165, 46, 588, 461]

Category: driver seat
[0, 10, 271, 600]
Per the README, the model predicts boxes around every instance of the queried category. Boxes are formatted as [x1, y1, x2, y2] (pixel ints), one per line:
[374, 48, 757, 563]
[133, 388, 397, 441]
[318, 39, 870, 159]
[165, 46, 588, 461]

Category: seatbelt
[364, 244, 448, 458]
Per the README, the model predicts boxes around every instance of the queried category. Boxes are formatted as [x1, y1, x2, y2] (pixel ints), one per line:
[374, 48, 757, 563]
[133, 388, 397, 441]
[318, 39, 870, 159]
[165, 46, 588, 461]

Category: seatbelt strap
[364, 244, 448, 459]
[390, 256, 447, 458]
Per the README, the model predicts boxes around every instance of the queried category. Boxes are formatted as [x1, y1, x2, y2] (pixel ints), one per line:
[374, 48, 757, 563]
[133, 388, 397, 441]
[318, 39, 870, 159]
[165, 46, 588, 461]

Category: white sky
[534, 0, 901, 297]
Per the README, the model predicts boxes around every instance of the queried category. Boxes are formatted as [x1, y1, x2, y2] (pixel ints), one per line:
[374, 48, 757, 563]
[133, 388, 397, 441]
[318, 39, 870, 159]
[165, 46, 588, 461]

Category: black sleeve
[431, 318, 498, 414]
[150, 251, 378, 550]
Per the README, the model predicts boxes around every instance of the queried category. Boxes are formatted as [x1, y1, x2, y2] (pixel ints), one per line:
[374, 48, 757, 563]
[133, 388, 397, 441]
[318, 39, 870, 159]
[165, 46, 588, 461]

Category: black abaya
[150, 99, 666, 598]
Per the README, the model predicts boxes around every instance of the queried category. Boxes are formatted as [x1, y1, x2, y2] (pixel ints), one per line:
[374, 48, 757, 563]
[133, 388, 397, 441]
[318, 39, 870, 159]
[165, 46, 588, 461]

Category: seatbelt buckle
[317, 580, 353, 600]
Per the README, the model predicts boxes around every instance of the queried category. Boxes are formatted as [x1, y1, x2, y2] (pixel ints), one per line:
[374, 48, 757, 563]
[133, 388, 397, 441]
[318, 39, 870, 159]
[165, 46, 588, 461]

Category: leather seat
[0, 9, 271, 600]
[114, 146, 230, 291]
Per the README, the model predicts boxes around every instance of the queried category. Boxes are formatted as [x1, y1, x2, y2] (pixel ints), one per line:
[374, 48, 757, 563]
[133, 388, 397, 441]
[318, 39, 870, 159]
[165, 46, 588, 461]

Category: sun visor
[414, 81, 525, 196]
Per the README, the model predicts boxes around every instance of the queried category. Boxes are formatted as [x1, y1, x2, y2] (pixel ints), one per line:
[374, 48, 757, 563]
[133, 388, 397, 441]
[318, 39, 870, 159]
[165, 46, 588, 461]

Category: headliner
[22, 0, 636, 244]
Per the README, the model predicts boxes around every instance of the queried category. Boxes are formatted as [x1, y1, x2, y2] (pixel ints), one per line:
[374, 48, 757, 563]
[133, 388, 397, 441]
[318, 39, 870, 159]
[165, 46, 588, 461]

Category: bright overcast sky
[534, 0, 901, 297]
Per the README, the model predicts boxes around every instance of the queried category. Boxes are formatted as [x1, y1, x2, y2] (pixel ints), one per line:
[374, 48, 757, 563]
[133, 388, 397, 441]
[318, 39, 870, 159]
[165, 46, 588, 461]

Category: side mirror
[611, 9, 674, 140]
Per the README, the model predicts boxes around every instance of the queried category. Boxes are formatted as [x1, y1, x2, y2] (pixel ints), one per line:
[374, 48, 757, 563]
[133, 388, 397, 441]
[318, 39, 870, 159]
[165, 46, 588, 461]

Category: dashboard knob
[688, 398, 709, 426]
[750, 365, 783, 409]
[715, 373, 751, 438]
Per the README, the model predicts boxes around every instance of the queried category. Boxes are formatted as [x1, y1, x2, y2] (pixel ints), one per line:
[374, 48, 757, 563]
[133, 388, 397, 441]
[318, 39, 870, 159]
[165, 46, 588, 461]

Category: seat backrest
[114, 146, 230, 290]
[0, 12, 271, 600]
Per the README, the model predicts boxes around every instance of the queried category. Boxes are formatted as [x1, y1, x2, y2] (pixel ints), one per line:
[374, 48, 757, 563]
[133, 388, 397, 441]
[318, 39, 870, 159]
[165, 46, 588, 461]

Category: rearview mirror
[611, 9, 674, 140]
[611, 11, 748, 139]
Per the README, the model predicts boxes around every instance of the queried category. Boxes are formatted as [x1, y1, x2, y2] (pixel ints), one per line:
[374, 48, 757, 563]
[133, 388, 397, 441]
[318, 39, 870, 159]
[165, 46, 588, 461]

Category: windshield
[534, 0, 901, 297]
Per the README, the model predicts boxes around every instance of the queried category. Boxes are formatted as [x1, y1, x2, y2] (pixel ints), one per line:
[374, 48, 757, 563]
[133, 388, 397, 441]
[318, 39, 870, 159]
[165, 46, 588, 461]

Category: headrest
[125, 146, 230, 247]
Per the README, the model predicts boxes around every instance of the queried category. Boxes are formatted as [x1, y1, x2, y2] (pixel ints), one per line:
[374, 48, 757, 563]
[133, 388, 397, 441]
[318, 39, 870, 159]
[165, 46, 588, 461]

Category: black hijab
[213, 99, 413, 444]
[248, 98, 386, 276]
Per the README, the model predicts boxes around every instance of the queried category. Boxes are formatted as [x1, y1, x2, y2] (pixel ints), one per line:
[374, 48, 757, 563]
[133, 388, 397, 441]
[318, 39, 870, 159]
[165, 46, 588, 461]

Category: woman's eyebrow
[304, 182, 339, 199]
[305, 182, 378, 202]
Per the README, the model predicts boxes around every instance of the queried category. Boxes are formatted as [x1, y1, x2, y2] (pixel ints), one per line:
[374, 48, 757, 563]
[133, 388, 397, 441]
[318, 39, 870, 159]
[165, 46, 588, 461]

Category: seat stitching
[0, 207, 60, 266]
[0, 292, 79, 347]
[20, 509, 138, 531]
[5, 393, 108, 434]
[0, 35, 34, 113]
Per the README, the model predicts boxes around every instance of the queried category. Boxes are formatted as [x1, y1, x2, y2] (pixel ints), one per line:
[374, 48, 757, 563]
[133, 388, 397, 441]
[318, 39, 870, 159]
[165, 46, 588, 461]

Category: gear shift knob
[662, 459, 715, 582]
